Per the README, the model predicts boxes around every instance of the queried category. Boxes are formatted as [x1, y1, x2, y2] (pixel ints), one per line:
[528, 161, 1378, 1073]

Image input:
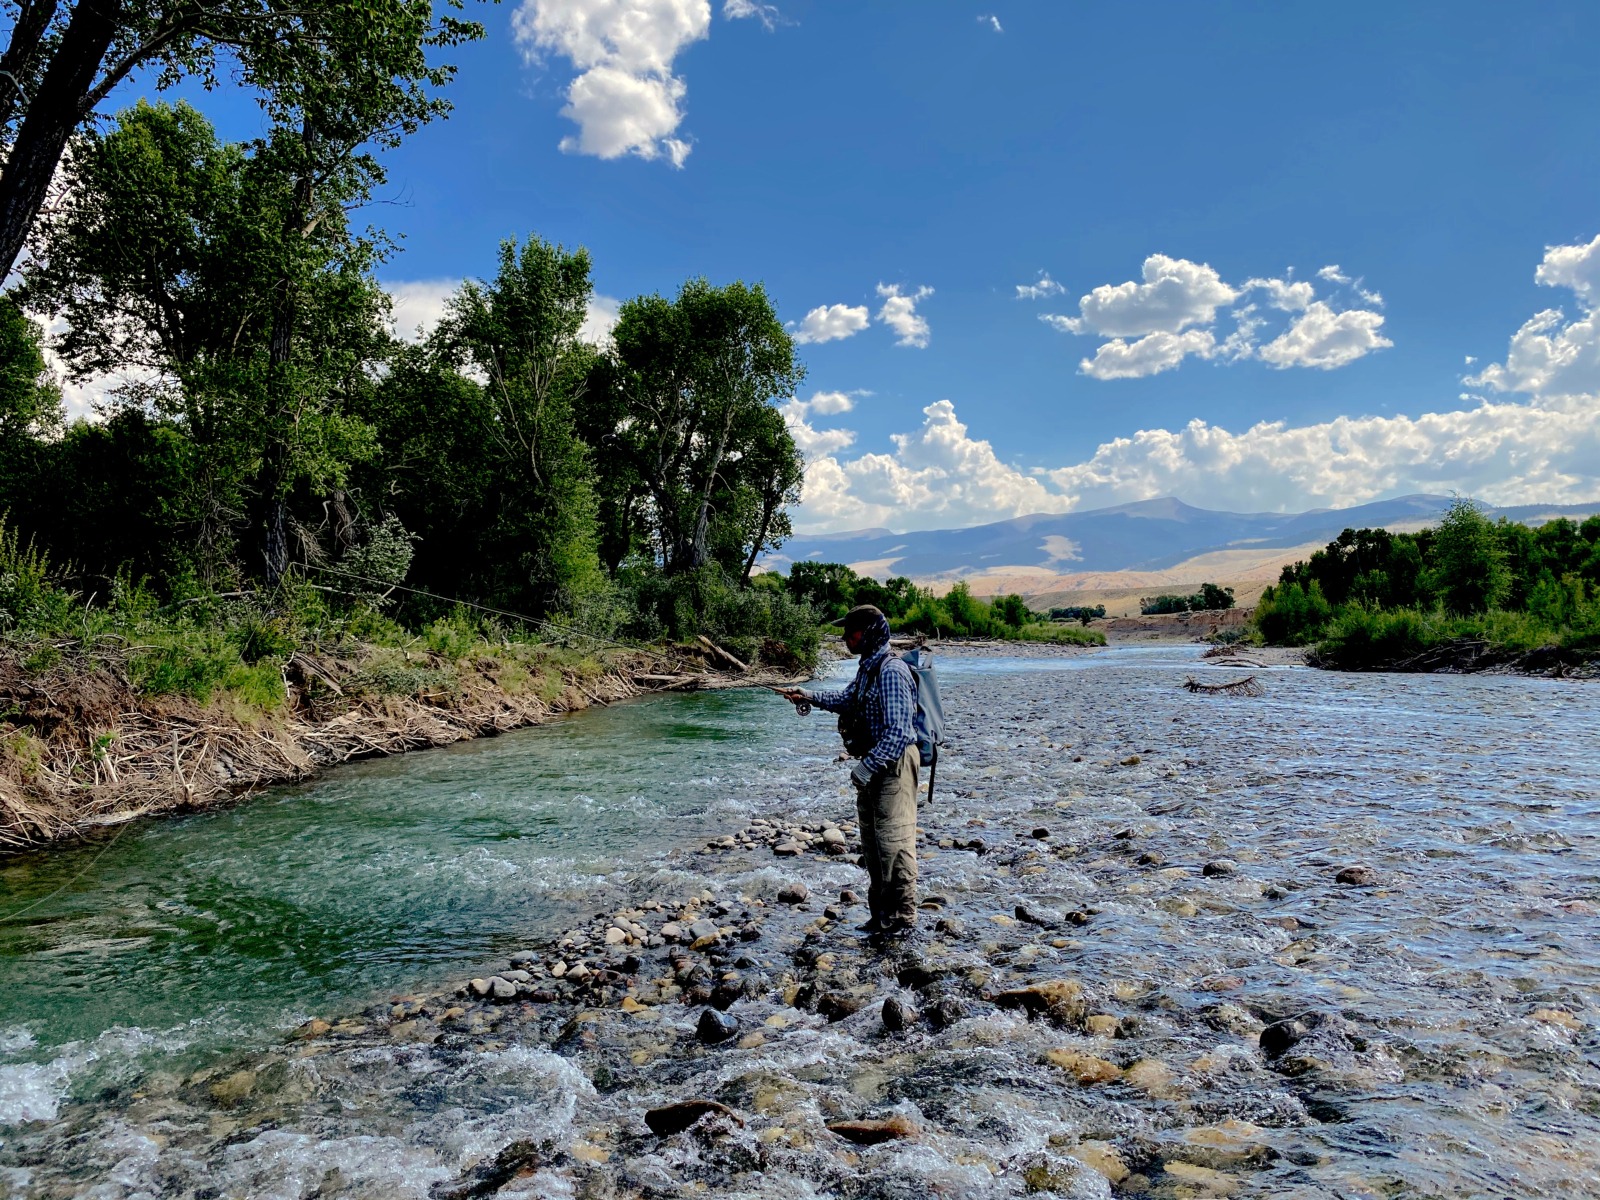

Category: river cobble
[2, 646, 1597, 1199]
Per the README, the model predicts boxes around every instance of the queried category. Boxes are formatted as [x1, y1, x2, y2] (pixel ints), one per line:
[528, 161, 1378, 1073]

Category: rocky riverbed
[2, 644, 1597, 1198]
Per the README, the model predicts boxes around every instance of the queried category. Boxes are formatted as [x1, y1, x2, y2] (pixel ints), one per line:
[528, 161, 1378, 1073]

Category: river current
[1, 644, 1597, 1198]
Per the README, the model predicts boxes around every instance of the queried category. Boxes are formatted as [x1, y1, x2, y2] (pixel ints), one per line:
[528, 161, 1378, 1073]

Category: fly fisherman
[778, 605, 920, 938]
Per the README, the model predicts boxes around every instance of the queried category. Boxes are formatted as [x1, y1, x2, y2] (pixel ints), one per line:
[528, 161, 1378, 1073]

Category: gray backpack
[899, 647, 945, 764]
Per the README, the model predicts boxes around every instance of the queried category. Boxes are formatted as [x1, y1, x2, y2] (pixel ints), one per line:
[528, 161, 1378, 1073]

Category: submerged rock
[1335, 865, 1378, 886]
[827, 1115, 918, 1144]
[882, 997, 915, 1032]
[992, 979, 1087, 1023]
[818, 992, 865, 1023]
[645, 1099, 741, 1137]
[1016, 903, 1064, 928]
[1044, 1049, 1120, 1085]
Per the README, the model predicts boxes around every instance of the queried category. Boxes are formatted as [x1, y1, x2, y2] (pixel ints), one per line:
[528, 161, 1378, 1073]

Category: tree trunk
[740, 496, 779, 586]
[0, 0, 117, 282]
[0, 0, 60, 137]
[259, 137, 315, 587]
[687, 408, 735, 570]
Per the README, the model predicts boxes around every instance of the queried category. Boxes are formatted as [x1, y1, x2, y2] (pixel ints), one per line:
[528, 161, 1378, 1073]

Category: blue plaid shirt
[807, 651, 917, 775]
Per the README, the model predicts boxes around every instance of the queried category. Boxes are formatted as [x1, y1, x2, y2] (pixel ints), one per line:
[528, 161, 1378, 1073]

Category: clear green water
[0, 682, 846, 1089]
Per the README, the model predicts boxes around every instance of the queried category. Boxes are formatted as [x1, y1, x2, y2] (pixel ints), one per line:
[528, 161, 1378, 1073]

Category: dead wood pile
[1181, 674, 1264, 697]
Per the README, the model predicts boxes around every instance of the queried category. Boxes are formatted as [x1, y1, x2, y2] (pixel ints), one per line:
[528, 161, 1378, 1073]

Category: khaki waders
[856, 744, 920, 924]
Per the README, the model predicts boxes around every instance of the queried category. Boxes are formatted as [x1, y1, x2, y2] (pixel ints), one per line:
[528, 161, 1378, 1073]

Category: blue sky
[77, 1, 1600, 532]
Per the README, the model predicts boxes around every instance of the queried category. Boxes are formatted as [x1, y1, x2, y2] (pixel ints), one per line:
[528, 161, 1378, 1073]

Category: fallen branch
[1182, 674, 1264, 697]
[697, 635, 748, 673]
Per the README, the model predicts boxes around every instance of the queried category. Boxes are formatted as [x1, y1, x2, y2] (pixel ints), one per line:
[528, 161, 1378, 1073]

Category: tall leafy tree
[429, 235, 603, 612]
[21, 99, 389, 584]
[0, 0, 483, 282]
[605, 279, 803, 574]
[1426, 496, 1510, 615]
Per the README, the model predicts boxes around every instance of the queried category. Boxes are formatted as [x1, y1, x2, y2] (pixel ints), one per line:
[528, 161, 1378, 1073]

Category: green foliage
[600, 279, 804, 576]
[1049, 604, 1105, 625]
[4, 87, 819, 667]
[1015, 622, 1106, 646]
[618, 565, 821, 668]
[1425, 497, 1509, 615]
[1254, 581, 1334, 645]
[993, 593, 1034, 628]
[1140, 583, 1234, 615]
[0, 520, 65, 632]
[1257, 497, 1600, 668]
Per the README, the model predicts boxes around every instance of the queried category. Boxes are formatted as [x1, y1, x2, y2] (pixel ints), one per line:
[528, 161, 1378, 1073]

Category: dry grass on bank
[0, 635, 795, 853]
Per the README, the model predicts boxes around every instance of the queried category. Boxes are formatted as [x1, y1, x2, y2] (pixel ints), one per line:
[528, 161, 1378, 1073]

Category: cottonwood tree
[21, 100, 390, 583]
[430, 235, 604, 612]
[604, 279, 803, 574]
[0, 0, 482, 283]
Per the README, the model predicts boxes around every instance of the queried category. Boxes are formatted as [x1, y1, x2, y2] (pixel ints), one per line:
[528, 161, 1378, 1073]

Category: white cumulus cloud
[875, 283, 934, 348]
[1533, 232, 1600, 303]
[386, 278, 459, 343]
[797, 400, 1068, 530]
[807, 389, 854, 415]
[382, 279, 621, 348]
[1075, 329, 1217, 380]
[1244, 276, 1314, 312]
[1257, 301, 1391, 370]
[514, 0, 711, 166]
[790, 302, 870, 344]
[793, 236, 1600, 532]
[1047, 254, 1237, 338]
[780, 394, 856, 458]
[1041, 253, 1391, 378]
[723, 0, 778, 28]
[1466, 234, 1600, 399]
[978, 13, 1003, 32]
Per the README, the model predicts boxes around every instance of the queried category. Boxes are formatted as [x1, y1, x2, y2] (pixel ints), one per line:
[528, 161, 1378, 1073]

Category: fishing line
[0, 817, 132, 924]
[298, 563, 653, 655]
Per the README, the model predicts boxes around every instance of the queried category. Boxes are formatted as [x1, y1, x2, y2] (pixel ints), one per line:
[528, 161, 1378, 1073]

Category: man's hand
[850, 760, 875, 790]
[776, 687, 811, 712]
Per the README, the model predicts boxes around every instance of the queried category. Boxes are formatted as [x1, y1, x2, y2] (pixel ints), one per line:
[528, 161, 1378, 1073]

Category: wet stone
[1044, 1049, 1120, 1085]
[777, 882, 809, 905]
[1203, 859, 1237, 877]
[827, 1116, 918, 1145]
[882, 997, 914, 1032]
[773, 842, 803, 857]
[696, 1008, 739, 1044]
[644, 1099, 740, 1137]
[818, 993, 865, 1023]
[1336, 865, 1378, 886]
[1016, 903, 1064, 929]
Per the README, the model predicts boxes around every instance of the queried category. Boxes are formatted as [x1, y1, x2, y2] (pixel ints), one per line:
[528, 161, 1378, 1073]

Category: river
[1, 644, 1597, 1198]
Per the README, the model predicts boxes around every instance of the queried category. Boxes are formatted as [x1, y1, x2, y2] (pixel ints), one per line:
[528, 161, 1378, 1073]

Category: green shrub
[1313, 606, 1431, 670]
[1016, 622, 1106, 646]
[1255, 580, 1333, 645]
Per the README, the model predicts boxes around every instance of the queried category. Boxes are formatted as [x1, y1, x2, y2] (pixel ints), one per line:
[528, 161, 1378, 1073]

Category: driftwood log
[1182, 674, 1264, 697]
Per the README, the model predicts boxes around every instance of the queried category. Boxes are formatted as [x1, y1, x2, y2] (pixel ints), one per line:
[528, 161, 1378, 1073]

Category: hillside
[772, 495, 1600, 610]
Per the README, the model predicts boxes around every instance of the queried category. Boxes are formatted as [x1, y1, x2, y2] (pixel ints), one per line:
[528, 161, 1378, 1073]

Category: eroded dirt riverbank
[2, 645, 1597, 1199]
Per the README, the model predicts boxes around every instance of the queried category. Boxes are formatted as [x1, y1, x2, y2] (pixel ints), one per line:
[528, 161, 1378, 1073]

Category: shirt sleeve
[804, 684, 852, 713]
[861, 659, 917, 775]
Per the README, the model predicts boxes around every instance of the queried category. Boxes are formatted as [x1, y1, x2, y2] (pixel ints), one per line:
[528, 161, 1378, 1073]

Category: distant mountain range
[769, 495, 1600, 581]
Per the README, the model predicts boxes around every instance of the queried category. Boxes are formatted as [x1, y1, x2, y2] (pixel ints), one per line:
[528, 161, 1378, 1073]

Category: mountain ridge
[771, 495, 1600, 582]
